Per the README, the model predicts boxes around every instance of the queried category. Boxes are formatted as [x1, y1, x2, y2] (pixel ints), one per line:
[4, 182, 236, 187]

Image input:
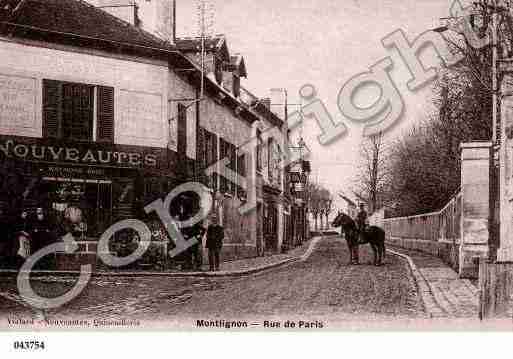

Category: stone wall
[384, 142, 492, 279]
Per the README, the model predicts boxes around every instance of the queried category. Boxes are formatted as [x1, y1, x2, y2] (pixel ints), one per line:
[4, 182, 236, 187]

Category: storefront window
[43, 179, 113, 239]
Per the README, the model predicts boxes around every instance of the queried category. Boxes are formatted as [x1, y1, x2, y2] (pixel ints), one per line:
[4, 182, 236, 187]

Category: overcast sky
[176, 0, 461, 212]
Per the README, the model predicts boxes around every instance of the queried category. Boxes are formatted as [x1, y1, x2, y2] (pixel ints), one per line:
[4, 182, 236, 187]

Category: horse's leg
[370, 243, 378, 265]
[380, 240, 386, 265]
[346, 240, 353, 265]
[353, 242, 360, 265]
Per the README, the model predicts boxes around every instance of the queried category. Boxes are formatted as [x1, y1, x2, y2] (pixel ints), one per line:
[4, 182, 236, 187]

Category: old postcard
[1, 0, 513, 349]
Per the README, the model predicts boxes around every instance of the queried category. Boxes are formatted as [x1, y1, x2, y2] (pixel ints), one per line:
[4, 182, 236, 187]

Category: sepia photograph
[0, 0, 513, 353]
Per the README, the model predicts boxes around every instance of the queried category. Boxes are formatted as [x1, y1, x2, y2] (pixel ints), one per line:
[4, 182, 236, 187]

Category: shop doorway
[41, 178, 113, 238]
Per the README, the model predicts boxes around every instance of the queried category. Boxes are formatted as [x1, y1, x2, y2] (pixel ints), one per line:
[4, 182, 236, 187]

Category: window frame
[42, 79, 114, 143]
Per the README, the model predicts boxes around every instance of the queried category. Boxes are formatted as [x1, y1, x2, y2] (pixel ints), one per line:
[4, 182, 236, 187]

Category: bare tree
[306, 183, 334, 231]
[323, 192, 334, 230]
[382, 0, 513, 216]
[307, 182, 321, 231]
[352, 132, 389, 214]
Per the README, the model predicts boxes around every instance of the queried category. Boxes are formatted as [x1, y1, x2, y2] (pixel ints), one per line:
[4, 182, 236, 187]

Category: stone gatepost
[478, 70, 513, 318]
[460, 142, 492, 278]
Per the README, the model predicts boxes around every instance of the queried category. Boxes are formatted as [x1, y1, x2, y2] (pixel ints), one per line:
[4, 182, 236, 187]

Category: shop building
[0, 0, 198, 268]
[0, 0, 294, 268]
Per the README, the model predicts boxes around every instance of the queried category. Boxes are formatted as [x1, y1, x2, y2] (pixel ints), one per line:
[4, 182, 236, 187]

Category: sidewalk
[198, 238, 316, 273]
[388, 246, 479, 318]
[0, 236, 323, 278]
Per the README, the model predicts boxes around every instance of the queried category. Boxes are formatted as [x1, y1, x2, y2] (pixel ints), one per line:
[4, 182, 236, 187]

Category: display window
[40, 178, 113, 239]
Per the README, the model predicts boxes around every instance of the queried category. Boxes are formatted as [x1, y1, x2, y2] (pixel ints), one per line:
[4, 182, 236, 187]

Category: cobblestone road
[0, 237, 424, 329]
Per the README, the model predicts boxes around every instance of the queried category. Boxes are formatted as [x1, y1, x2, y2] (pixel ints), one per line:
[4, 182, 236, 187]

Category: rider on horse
[356, 203, 368, 244]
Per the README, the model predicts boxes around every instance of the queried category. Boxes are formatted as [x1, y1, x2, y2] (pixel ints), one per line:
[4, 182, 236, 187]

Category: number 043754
[13, 341, 46, 350]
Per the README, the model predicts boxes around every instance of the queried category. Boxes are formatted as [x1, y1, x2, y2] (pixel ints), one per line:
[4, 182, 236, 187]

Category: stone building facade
[175, 35, 290, 259]
[0, 0, 294, 269]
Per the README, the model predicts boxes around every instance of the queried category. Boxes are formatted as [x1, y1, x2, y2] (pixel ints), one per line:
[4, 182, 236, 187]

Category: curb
[0, 236, 324, 279]
[387, 248, 447, 318]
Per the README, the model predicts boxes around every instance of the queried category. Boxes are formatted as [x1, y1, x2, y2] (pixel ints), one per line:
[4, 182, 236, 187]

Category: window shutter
[42, 79, 60, 139]
[177, 103, 187, 156]
[237, 152, 246, 177]
[97, 86, 115, 143]
[212, 133, 218, 190]
[230, 143, 236, 195]
[219, 138, 226, 193]
[236, 152, 246, 198]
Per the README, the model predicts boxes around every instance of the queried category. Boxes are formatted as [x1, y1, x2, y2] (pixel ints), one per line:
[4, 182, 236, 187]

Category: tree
[307, 182, 321, 231]
[306, 183, 334, 231]
[322, 191, 334, 230]
[383, 1, 507, 217]
[352, 132, 389, 214]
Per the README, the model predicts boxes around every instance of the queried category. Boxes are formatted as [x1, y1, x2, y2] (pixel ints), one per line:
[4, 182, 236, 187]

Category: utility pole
[490, 0, 500, 261]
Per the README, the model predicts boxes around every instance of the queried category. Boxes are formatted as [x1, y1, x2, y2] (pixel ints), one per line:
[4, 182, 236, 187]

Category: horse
[332, 211, 386, 266]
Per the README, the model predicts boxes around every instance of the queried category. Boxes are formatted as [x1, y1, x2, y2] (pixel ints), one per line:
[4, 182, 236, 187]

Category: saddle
[357, 226, 368, 245]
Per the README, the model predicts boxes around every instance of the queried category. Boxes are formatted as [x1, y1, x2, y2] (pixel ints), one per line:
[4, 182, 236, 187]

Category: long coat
[206, 224, 224, 250]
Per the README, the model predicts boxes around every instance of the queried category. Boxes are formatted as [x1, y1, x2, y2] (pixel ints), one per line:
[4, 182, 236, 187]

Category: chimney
[270, 88, 287, 121]
[90, 0, 176, 44]
[92, 1, 139, 26]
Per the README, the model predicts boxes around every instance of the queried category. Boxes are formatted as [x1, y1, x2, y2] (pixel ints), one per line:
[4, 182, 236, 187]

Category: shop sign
[0, 135, 162, 169]
[43, 165, 106, 179]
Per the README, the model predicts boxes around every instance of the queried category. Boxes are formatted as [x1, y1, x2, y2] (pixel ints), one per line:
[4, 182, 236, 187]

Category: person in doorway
[31, 207, 57, 269]
[9, 209, 31, 268]
[13, 208, 31, 234]
[206, 215, 224, 272]
[356, 203, 368, 244]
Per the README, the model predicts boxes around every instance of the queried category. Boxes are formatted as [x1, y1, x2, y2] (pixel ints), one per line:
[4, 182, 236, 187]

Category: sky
[175, 0, 463, 212]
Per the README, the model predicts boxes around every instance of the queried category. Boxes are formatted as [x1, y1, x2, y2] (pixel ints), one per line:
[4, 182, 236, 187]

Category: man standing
[183, 221, 206, 271]
[206, 215, 224, 272]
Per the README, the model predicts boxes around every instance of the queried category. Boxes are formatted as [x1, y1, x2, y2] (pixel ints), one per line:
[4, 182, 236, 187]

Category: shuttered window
[97, 86, 115, 143]
[200, 128, 218, 190]
[42, 79, 60, 139]
[177, 103, 187, 156]
[236, 151, 247, 198]
[218, 138, 237, 195]
[219, 138, 228, 193]
[228, 142, 236, 195]
[42, 80, 114, 143]
[256, 129, 263, 171]
[210, 132, 218, 190]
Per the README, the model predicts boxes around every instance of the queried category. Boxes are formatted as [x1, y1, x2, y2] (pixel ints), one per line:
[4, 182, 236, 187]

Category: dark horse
[332, 212, 386, 266]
